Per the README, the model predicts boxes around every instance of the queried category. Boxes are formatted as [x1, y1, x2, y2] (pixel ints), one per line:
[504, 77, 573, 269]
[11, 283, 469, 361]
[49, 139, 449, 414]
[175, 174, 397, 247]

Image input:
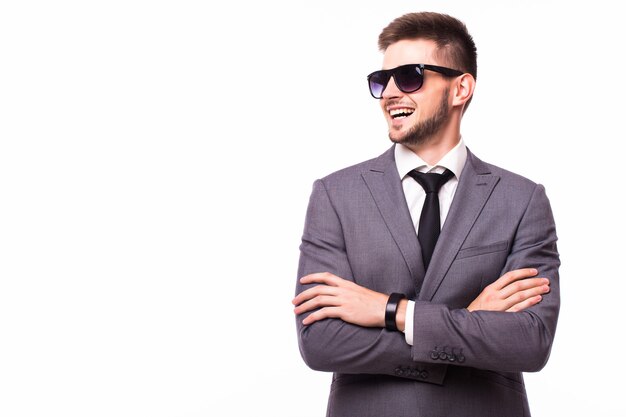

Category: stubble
[389, 88, 450, 147]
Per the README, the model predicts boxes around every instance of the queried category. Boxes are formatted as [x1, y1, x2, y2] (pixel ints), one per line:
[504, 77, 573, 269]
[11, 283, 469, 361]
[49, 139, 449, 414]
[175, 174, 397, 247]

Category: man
[292, 12, 560, 417]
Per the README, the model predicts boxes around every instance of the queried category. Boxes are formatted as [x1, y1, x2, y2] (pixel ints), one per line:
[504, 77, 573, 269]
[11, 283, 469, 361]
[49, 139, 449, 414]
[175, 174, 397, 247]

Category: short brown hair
[378, 12, 477, 81]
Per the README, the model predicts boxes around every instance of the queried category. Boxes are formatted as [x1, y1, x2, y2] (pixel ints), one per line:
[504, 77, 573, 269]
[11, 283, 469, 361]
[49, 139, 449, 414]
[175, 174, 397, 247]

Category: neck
[405, 123, 461, 166]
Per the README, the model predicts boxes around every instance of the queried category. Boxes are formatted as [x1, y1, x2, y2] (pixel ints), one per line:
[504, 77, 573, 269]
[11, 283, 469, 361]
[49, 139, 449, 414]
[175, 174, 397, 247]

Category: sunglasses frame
[367, 64, 465, 99]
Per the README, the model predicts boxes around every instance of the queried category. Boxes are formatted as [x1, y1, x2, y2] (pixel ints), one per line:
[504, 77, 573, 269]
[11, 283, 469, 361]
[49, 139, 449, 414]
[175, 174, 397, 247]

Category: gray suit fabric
[295, 145, 560, 417]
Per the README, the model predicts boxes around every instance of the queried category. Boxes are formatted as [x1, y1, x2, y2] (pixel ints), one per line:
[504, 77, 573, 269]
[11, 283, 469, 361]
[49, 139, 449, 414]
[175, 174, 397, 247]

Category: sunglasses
[367, 64, 464, 99]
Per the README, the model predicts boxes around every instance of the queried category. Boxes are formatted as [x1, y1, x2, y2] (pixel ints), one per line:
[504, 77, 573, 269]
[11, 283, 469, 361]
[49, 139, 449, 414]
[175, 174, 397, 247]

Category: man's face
[379, 39, 453, 146]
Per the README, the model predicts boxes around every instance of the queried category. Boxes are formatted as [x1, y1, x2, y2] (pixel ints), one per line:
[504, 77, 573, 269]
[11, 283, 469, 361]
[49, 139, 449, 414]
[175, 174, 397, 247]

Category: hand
[467, 268, 550, 312]
[292, 272, 388, 327]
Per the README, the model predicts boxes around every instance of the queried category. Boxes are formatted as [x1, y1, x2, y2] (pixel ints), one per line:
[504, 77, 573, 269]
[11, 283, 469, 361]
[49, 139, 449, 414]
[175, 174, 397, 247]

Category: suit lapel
[361, 146, 426, 287]
[419, 150, 500, 301]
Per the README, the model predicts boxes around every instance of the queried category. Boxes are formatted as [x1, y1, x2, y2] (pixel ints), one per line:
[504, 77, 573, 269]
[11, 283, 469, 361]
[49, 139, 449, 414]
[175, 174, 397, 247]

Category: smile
[388, 107, 415, 119]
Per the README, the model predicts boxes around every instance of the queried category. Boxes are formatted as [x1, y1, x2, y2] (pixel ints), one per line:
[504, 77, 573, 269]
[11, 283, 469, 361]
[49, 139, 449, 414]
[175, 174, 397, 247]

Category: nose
[381, 76, 402, 99]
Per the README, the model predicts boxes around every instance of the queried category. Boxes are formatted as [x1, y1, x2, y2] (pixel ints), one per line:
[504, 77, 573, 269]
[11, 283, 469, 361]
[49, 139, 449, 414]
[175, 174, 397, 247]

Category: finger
[302, 307, 342, 325]
[299, 272, 343, 286]
[292, 285, 339, 306]
[502, 285, 550, 310]
[294, 295, 341, 315]
[506, 295, 543, 312]
[499, 277, 550, 299]
[491, 268, 538, 290]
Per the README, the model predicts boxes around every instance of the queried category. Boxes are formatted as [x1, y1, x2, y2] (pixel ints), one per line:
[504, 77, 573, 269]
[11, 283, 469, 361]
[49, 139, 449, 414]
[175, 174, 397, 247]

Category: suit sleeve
[411, 184, 560, 372]
[295, 179, 447, 382]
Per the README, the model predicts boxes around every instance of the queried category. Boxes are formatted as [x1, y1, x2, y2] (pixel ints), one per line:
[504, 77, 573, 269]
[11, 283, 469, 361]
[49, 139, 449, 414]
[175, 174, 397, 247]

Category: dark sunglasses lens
[368, 71, 389, 98]
[395, 65, 423, 93]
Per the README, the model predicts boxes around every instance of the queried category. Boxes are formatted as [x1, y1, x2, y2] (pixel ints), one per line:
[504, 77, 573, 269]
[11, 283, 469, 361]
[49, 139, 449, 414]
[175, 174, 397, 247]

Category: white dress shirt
[394, 139, 467, 345]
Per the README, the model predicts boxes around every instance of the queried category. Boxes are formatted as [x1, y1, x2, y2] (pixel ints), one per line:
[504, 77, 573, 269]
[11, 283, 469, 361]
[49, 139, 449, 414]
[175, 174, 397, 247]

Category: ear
[452, 73, 476, 108]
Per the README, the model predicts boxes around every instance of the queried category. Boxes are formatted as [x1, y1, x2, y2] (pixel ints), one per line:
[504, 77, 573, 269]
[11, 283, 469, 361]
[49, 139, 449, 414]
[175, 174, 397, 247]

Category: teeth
[389, 108, 415, 118]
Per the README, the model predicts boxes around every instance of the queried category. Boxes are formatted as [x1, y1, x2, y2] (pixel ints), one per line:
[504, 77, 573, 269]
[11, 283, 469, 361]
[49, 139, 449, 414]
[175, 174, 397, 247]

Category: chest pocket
[456, 240, 509, 260]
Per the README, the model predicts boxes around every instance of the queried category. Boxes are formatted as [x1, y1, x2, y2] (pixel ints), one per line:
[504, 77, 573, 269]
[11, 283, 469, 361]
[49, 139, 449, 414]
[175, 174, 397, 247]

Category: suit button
[395, 367, 403, 376]
[430, 350, 439, 360]
[438, 352, 447, 360]
[456, 354, 466, 363]
[420, 371, 429, 379]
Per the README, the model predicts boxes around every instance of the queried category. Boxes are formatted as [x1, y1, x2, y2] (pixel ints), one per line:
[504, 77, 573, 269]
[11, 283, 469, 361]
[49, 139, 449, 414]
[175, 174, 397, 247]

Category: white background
[1, 1, 624, 416]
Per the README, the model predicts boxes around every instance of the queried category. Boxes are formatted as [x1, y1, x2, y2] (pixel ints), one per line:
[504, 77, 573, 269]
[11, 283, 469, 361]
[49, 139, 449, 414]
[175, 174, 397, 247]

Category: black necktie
[407, 169, 454, 270]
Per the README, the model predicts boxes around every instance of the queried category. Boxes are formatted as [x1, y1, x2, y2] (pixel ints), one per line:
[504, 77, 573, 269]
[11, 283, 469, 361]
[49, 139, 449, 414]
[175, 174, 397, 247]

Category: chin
[388, 128, 412, 144]
[389, 134, 410, 145]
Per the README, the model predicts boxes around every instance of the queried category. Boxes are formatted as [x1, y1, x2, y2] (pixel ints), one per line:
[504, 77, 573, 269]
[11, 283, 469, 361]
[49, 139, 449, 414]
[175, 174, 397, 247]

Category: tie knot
[408, 169, 454, 193]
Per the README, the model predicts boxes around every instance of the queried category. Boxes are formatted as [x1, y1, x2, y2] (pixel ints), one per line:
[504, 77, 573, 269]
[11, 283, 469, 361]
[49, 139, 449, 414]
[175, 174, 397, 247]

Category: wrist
[384, 293, 406, 331]
[395, 299, 407, 332]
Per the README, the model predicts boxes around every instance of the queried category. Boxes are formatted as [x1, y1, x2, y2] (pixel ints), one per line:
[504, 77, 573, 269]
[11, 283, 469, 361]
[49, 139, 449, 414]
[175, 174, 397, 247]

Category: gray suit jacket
[295, 145, 560, 417]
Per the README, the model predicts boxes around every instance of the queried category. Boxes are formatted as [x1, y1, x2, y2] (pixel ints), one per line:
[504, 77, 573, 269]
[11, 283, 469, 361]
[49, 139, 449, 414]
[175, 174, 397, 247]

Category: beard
[389, 88, 450, 147]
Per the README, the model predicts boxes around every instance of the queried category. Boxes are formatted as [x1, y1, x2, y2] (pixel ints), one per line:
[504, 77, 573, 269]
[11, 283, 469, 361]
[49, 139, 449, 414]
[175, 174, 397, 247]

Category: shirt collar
[395, 138, 467, 180]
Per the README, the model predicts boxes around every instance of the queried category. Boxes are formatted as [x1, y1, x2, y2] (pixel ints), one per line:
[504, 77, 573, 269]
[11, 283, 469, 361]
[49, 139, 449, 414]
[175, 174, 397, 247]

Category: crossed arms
[293, 268, 550, 331]
[293, 178, 560, 377]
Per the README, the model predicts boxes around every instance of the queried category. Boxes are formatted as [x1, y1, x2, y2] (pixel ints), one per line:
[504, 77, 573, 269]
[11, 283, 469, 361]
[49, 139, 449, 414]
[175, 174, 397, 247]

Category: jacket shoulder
[318, 146, 394, 189]
[469, 152, 543, 194]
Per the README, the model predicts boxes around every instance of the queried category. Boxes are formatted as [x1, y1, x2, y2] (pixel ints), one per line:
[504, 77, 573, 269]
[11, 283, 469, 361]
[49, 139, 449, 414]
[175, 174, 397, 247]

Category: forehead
[382, 39, 440, 70]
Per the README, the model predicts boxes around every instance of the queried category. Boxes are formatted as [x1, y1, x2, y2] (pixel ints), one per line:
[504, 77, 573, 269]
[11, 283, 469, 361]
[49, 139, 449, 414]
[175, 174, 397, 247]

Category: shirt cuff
[404, 300, 415, 346]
